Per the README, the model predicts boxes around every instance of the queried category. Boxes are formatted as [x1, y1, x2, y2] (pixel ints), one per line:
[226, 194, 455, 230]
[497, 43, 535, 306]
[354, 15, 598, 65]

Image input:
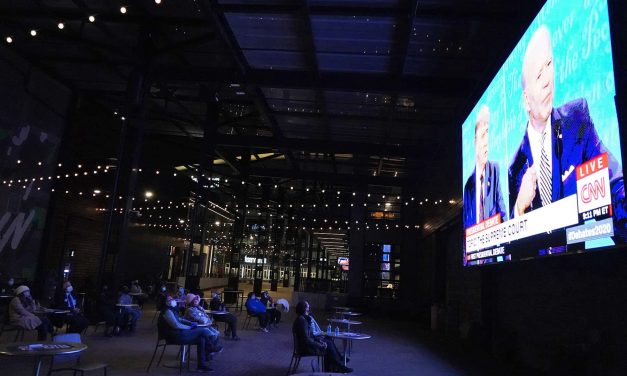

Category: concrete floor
[0, 283, 528, 376]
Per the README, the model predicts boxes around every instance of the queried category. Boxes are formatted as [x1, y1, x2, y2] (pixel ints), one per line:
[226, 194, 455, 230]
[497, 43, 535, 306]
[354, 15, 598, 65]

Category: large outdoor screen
[461, 0, 625, 265]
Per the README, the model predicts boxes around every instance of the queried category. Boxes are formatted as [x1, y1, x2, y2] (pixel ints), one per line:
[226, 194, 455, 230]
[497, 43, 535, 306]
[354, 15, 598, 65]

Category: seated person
[9, 285, 53, 340]
[260, 291, 281, 327]
[174, 286, 187, 314]
[293, 301, 352, 373]
[159, 296, 222, 372]
[155, 285, 168, 312]
[184, 294, 221, 347]
[176, 286, 186, 301]
[96, 285, 124, 336]
[118, 285, 141, 333]
[52, 281, 89, 333]
[245, 292, 269, 332]
[209, 292, 239, 340]
[129, 280, 145, 308]
[0, 277, 15, 294]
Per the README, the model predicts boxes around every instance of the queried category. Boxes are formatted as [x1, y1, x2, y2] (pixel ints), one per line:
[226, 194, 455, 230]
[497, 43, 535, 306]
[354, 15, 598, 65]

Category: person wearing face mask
[9, 285, 53, 340]
[245, 292, 270, 332]
[158, 295, 221, 372]
[184, 294, 222, 350]
[209, 292, 239, 340]
[52, 281, 89, 333]
[260, 291, 281, 328]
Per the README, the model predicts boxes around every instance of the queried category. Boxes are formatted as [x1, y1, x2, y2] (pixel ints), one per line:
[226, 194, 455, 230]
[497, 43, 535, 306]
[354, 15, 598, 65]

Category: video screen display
[337, 257, 349, 271]
[461, 0, 625, 265]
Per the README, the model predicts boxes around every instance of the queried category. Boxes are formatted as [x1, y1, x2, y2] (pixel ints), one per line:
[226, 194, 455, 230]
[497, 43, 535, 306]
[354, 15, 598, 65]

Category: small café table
[116, 303, 139, 314]
[204, 309, 229, 316]
[337, 311, 362, 319]
[292, 372, 355, 376]
[324, 331, 371, 366]
[291, 373, 357, 376]
[0, 341, 87, 376]
[327, 318, 362, 332]
[332, 306, 353, 311]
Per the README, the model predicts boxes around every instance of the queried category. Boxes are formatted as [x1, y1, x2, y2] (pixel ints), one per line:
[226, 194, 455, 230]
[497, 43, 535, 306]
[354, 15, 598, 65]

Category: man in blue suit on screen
[463, 105, 507, 228]
[508, 26, 626, 229]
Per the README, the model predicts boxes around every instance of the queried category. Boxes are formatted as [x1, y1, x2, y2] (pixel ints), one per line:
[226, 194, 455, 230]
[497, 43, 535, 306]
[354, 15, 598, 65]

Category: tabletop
[0, 341, 87, 357]
[327, 318, 362, 325]
[204, 309, 228, 315]
[332, 306, 354, 311]
[338, 311, 362, 316]
[291, 373, 355, 376]
[324, 331, 371, 340]
[34, 308, 71, 315]
[116, 304, 139, 307]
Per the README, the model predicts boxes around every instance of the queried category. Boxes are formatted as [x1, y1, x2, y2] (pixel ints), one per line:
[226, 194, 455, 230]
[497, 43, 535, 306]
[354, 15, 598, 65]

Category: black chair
[286, 331, 324, 375]
[0, 304, 26, 341]
[146, 314, 195, 374]
[242, 309, 259, 330]
[47, 333, 108, 376]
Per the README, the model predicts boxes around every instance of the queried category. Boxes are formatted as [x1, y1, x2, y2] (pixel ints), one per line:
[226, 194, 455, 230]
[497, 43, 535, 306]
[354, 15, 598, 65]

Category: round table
[327, 318, 362, 331]
[0, 341, 87, 376]
[337, 311, 362, 319]
[204, 309, 229, 315]
[291, 373, 355, 376]
[324, 331, 371, 366]
[332, 306, 353, 311]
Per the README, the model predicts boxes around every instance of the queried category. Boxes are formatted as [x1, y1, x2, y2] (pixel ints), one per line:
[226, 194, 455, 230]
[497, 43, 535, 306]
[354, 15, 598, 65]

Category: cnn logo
[581, 177, 606, 204]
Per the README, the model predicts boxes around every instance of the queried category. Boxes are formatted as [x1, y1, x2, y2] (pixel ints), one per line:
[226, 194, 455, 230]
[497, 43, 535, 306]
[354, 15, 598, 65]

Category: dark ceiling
[0, 0, 546, 255]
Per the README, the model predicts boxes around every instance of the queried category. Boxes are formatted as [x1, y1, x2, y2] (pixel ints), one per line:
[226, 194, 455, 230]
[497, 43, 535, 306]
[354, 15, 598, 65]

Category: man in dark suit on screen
[463, 105, 507, 228]
[508, 26, 625, 227]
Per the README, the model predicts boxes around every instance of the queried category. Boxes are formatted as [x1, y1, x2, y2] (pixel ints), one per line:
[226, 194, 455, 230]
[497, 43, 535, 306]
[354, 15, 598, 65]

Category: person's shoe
[209, 345, 223, 355]
[259, 327, 269, 333]
[231, 335, 240, 341]
[338, 366, 353, 373]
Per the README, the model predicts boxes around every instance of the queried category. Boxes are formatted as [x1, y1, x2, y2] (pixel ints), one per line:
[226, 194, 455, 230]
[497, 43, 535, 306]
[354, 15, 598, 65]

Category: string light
[57, 22, 64, 30]
[5, 36, 13, 43]
[88, 15, 96, 23]
[120, 6, 127, 14]
[30, 30, 37, 37]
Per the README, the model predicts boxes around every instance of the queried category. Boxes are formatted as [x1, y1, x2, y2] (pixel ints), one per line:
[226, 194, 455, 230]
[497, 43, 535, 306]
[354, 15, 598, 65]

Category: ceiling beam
[244, 167, 409, 187]
[213, 134, 439, 159]
[152, 66, 472, 96]
[213, 2, 527, 22]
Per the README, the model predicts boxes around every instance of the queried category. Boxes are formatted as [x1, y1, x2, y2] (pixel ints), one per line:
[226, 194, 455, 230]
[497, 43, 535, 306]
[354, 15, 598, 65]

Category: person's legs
[323, 337, 351, 372]
[226, 313, 238, 337]
[128, 309, 141, 331]
[200, 327, 221, 353]
[258, 312, 269, 328]
[36, 323, 48, 340]
[173, 330, 210, 370]
[71, 314, 89, 333]
[40, 316, 54, 337]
